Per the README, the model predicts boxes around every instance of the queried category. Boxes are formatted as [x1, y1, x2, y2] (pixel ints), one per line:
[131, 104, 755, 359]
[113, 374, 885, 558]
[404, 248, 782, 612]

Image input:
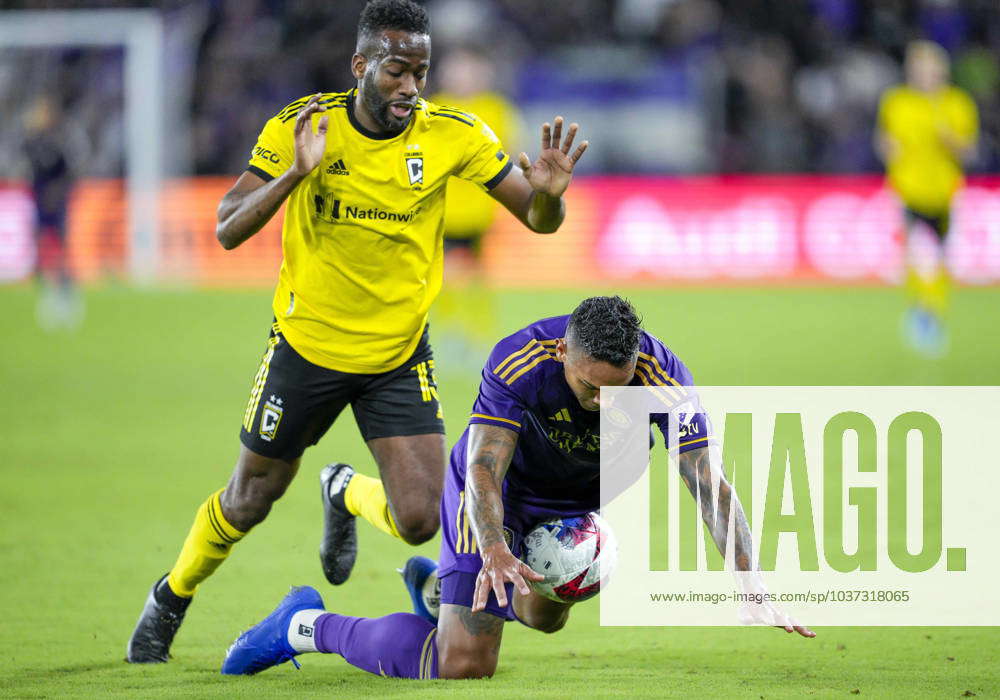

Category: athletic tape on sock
[288, 609, 325, 653]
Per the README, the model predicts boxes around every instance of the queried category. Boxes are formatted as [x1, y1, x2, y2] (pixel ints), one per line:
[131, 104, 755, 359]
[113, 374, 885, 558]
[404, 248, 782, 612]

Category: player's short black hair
[357, 0, 429, 43]
[566, 296, 642, 368]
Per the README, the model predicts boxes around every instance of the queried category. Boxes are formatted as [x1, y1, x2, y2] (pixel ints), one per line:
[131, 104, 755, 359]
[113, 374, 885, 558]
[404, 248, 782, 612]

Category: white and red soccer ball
[521, 512, 618, 603]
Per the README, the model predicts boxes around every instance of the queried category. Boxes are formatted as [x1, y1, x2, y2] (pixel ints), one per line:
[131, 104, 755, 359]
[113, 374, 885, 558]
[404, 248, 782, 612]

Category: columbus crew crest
[406, 156, 424, 186]
[259, 395, 284, 441]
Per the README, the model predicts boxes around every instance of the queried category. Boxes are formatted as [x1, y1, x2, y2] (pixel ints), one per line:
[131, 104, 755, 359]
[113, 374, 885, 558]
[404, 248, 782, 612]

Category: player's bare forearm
[465, 424, 518, 550]
[466, 423, 541, 610]
[216, 94, 329, 250]
[938, 129, 976, 164]
[678, 444, 813, 637]
[215, 169, 304, 250]
[678, 445, 754, 571]
[526, 191, 565, 233]
[490, 173, 565, 234]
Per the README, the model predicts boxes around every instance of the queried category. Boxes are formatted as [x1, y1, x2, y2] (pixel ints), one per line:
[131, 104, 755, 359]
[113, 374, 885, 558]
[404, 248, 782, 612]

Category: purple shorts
[439, 570, 517, 621]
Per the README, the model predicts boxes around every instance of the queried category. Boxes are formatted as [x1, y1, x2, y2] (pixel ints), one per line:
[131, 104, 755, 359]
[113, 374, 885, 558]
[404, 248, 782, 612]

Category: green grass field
[2, 284, 999, 698]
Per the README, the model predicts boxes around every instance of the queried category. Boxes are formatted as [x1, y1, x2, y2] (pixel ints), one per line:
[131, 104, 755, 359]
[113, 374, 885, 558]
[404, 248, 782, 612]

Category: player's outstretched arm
[215, 93, 330, 250]
[678, 445, 754, 571]
[936, 120, 977, 164]
[465, 424, 543, 611]
[678, 445, 815, 638]
[489, 116, 588, 234]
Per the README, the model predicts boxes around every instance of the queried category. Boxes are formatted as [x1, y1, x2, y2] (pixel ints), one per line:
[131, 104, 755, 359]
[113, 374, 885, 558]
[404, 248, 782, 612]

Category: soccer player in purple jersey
[221, 297, 814, 680]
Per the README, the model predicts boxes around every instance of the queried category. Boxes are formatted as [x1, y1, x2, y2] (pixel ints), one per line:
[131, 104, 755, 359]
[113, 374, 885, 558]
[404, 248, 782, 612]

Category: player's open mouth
[389, 102, 414, 119]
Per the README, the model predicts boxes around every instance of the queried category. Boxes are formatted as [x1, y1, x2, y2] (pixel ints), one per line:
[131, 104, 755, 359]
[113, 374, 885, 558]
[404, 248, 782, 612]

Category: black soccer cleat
[126, 574, 192, 663]
[319, 463, 358, 585]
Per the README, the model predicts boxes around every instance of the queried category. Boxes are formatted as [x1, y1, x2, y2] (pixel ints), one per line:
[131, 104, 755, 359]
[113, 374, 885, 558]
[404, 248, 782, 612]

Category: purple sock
[314, 612, 438, 679]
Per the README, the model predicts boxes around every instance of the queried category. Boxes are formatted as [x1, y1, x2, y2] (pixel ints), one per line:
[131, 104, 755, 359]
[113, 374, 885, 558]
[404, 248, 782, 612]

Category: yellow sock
[924, 266, 951, 316]
[907, 264, 950, 316]
[166, 489, 246, 598]
[344, 473, 402, 540]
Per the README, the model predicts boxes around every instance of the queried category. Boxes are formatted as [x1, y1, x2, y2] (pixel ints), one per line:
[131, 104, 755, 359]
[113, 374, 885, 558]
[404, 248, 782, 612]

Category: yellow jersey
[246, 89, 512, 373]
[431, 91, 519, 239]
[877, 84, 978, 215]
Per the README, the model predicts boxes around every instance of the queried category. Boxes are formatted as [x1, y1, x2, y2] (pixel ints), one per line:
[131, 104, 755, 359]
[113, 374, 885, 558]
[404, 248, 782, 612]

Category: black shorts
[239, 321, 444, 461]
[443, 235, 482, 256]
[904, 207, 950, 241]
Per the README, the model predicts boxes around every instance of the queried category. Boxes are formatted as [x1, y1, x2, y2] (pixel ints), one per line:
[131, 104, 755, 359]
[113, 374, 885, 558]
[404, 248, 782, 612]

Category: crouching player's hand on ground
[739, 597, 814, 638]
[472, 542, 544, 611]
[736, 574, 815, 638]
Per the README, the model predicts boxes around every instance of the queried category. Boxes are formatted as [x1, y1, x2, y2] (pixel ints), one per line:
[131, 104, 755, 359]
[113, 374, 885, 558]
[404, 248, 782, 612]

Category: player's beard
[359, 76, 411, 134]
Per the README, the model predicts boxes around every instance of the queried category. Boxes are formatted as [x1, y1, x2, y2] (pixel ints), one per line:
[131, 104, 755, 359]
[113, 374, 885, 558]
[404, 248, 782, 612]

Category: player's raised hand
[473, 542, 544, 612]
[518, 116, 588, 198]
[292, 93, 329, 176]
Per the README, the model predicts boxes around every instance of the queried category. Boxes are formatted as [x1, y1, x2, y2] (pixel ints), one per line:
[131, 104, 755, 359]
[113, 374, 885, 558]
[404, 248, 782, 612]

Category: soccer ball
[521, 512, 618, 603]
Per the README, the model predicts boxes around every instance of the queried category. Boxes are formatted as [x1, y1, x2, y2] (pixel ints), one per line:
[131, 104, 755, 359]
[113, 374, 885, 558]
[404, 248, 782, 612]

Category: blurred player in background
[220, 296, 813, 681]
[876, 40, 978, 356]
[431, 46, 520, 368]
[127, 0, 589, 664]
[23, 96, 83, 331]
[435, 46, 520, 262]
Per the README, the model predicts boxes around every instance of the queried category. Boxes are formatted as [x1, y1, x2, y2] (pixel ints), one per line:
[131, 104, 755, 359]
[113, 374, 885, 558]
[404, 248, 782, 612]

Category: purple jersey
[456, 314, 712, 523]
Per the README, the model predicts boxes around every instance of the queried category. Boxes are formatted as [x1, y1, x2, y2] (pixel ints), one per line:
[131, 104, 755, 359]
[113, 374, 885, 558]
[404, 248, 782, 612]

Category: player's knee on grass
[438, 648, 498, 679]
[437, 605, 503, 679]
[221, 448, 299, 531]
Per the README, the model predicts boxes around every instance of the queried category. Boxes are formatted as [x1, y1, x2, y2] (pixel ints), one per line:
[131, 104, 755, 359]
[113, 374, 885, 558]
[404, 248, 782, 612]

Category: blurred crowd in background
[1, 0, 998, 179]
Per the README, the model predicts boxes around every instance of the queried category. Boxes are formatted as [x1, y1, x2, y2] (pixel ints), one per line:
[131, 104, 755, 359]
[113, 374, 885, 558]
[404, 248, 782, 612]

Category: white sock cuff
[287, 609, 325, 653]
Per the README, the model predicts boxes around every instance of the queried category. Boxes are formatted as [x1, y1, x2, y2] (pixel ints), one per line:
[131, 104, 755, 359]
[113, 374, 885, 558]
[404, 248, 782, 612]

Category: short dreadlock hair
[357, 0, 429, 49]
[566, 296, 642, 368]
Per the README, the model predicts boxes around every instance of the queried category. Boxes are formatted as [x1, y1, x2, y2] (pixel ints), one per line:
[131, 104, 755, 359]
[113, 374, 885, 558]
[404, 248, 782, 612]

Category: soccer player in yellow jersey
[434, 46, 520, 259]
[876, 40, 978, 356]
[431, 46, 522, 368]
[127, 0, 589, 663]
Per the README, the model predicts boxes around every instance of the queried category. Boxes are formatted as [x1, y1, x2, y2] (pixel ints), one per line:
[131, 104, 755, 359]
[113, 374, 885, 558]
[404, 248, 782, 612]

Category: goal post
[0, 9, 164, 281]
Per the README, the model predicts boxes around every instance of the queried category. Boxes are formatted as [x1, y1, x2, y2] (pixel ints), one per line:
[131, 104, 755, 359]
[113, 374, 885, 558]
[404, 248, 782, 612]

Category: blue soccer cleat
[903, 307, 948, 359]
[399, 555, 440, 624]
[221, 586, 325, 675]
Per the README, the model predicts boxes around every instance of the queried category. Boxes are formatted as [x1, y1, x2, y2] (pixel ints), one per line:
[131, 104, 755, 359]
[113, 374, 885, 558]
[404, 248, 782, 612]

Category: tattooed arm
[466, 423, 544, 612]
[678, 444, 815, 638]
[677, 444, 753, 571]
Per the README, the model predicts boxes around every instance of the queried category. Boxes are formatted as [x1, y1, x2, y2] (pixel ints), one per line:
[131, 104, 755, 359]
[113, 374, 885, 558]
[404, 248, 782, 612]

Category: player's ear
[555, 338, 567, 362]
[351, 53, 367, 81]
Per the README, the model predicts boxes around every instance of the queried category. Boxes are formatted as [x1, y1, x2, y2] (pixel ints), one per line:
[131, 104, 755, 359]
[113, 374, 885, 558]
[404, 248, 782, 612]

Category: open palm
[517, 116, 588, 198]
[292, 93, 329, 176]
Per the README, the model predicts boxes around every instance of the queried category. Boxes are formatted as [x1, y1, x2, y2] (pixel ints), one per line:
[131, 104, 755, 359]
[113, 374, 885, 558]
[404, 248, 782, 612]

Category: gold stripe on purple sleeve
[470, 413, 521, 428]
